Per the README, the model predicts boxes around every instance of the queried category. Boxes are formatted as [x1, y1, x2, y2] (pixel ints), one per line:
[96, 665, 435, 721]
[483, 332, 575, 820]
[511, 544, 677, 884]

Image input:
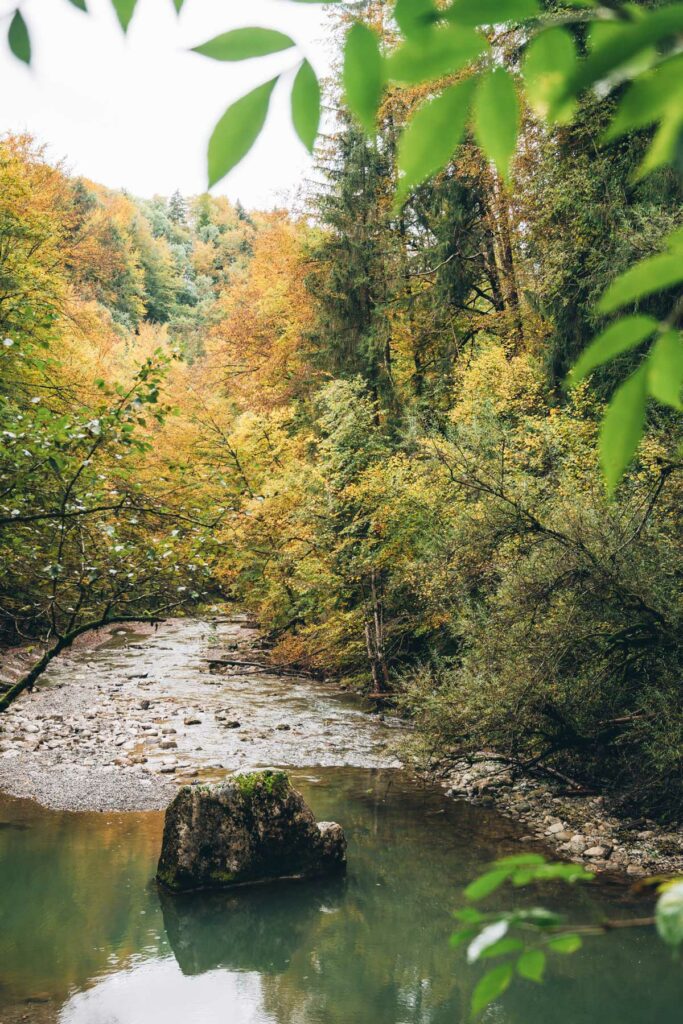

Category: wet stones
[156, 770, 347, 892]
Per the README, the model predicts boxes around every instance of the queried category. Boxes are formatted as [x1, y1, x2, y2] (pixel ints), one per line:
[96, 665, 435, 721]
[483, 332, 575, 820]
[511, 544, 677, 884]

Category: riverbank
[0, 617, 399, 813]
[439, 755, 683, 880]
[1, 617, 681, 878]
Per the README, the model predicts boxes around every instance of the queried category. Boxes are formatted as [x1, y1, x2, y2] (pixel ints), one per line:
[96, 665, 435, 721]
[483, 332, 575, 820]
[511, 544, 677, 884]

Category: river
[0, 619, 679, 1023]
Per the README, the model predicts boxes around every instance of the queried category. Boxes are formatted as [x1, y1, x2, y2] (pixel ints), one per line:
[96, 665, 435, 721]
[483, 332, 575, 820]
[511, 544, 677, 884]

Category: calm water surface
[0, 625, 680, 1023]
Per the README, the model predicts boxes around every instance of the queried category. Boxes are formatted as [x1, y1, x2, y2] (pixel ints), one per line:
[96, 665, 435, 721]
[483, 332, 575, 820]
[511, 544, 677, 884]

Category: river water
[0, 621, 680, 1023]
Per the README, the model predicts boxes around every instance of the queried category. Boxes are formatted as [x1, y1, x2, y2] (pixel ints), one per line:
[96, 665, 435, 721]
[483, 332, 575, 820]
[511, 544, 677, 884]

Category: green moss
[234, 769, 290, 800]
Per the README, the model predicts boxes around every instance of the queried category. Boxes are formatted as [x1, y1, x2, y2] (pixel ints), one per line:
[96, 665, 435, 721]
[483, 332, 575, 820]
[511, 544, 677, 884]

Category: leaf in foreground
[344, 22, 384, 133]
[111, 0, 138, 32]
[600, 363, 648, 494]
[396, 77, 476, 208]
[648, 330, 683, 410]
[473, 66, 520, 181]
[516, 949, 546, 982]
[8, 10, 31, 64]
[598, 254, 683, 314]
[291, 60, 321, 153]
[192, 28, 294, 61]
[569, 315, 659, 384]
[208, 79, 277, 188]
[471, 962, 514, 1017]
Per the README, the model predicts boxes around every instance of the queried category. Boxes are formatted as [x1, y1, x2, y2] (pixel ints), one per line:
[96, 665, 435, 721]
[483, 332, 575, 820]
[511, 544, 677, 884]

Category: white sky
[0, 0, 335, 208]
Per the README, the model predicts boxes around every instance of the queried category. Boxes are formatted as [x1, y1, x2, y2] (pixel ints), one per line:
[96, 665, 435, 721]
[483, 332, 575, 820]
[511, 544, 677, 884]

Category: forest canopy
[1, 0, 682, 821]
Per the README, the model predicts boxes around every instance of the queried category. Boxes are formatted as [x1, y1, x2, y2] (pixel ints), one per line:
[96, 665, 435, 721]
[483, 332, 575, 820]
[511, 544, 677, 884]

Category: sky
[0, 0, 335, 208]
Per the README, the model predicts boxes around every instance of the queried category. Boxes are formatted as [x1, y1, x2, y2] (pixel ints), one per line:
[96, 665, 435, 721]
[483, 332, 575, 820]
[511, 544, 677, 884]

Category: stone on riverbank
[156, 770, 347, 892]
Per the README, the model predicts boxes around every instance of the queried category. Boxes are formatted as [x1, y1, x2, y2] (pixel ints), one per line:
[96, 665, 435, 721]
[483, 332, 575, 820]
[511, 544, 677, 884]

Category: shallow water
[0, 623, 681, 1023]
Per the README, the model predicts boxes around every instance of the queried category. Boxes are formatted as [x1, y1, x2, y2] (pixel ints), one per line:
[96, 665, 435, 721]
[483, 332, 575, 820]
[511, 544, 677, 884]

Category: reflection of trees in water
[0, 798, 164, 1006]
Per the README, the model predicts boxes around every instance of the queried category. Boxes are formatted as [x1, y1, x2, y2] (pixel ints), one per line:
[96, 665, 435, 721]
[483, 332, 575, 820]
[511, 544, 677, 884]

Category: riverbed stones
[156, 769, 347, 892]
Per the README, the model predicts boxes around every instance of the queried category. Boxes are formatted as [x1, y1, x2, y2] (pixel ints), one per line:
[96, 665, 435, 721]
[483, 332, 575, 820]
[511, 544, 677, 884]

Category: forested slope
[1, 28, 681, 817]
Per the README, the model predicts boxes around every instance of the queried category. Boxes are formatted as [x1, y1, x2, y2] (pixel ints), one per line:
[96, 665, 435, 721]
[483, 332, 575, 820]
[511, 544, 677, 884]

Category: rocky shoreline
[439, 754, 683, 879]
[1, 619, 681, 879]
[0, 617, 398, 813]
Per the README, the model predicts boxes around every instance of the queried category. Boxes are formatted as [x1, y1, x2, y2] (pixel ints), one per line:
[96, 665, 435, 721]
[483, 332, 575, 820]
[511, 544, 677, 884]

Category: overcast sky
[0, 0, 335, 208]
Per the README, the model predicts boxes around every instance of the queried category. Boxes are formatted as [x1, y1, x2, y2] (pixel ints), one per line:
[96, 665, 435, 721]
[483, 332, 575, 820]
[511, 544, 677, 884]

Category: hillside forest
[1, 12, 682, 823]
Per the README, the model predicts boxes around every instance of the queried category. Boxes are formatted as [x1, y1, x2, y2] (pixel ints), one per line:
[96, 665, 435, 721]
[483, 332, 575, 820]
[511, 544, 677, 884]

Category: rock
[184, 717, 202, 726]
[547, 822, 565, 835]
[276, 724, 291, 732]
[584, 846, 609, 859]
[157, 770, 347, 892]
[569, 835, 588, 854]
[222, 720, 241, 730]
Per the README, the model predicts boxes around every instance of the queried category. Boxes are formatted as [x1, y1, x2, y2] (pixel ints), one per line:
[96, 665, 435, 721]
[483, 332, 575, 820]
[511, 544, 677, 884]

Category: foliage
[9, 0, 677, 489]
[451, 854, 682, 1018]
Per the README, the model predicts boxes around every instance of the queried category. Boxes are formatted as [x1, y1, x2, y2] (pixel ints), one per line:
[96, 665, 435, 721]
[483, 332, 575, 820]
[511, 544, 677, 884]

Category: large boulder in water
[156, 770, 346, 892]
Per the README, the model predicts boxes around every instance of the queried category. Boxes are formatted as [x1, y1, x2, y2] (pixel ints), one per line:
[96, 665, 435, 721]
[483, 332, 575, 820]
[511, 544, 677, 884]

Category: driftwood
[0, 615, 164, 713]
[206, 658, 318, 679]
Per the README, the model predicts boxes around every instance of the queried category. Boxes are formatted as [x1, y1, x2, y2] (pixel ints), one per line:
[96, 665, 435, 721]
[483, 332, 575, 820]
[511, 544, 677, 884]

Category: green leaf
[547, 933, 583, 954]
[523, 27, 576, 121]
[208, 79, 278, 188]
[473, 67, 519, 180]
[464, 866, 511, 901]
[344, 23, 384, 133]
[192, 28, 295, 61]
[636, 107, 683, 180]
[516, 949, 546, 982]
[471, 963, 514, 1017]
[603, 55, 683, 142]
[562, 6, 683, 100]
[111, 0, 138, 31]
[656, 880, 683, 949]
[648, 330, 683, 410]
[480, 937, 524, 959]
[387, 25, 487, 85]
[600, 364, 648, 494]
[291, 59, 321, 153]
[8, 10, 30, 64]
[446, 0, 539, 26]
[494, 854, 546, 867]
[66, 0, 88, 10]
[598, 255, 683, 314]
[394, 0, 438, 38]
[569, 315, 659, 384]
[172, 0, 185, 11]
[395, 76, 476, 208]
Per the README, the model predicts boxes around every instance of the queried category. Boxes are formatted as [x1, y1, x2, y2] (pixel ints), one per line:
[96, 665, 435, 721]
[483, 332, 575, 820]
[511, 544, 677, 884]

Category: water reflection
[1, 769, 681, 1024]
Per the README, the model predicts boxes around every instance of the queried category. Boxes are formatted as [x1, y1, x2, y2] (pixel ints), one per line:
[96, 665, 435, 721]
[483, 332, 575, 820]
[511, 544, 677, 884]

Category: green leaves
[394, 0, 439, 39]
[111, 0, 138, 32]
[344, 23, 385, 133]
[292, 60, 321, 153]
[516, 949, 546, 982]
[395, 77, 475, 208]
[648, 330, 683, 410]
[471, 963, 513, 1017]
[446, 0, 540, 26]
[598, 254, 683, 314]
[569, 315, 659, 384]
[547, 933, 582, 954]
[192, 28, 295, 61]
[387, 25, 487, 85]
[8, 10, 30, 64]
[655, 880, 683, 950]
[473, 67, 519, 180]
[523, 27, 577, 121]
[464, 867, 510, 901]
[600, 363, 648, 495]
[208, 79, 277, 188]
